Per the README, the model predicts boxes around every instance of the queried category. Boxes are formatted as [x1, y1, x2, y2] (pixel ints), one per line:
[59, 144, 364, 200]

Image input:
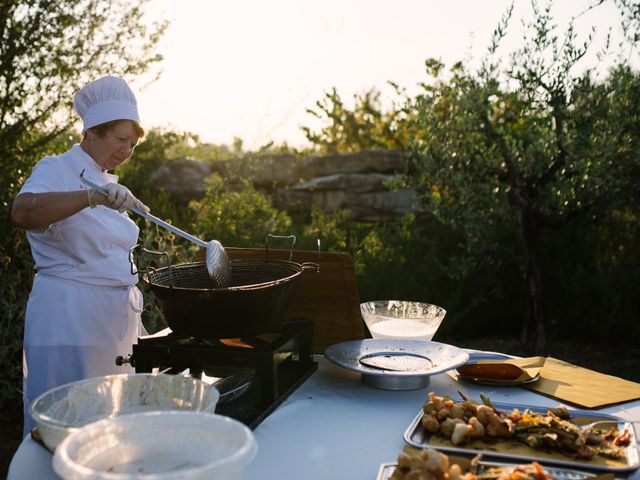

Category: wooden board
[226, 247, 364, 353]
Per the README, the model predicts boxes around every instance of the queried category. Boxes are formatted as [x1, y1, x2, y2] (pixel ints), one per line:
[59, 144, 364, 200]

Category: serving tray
[403, 402, 639, 472]
[376, 459, 603, 480]
[450, 351, 541, 386]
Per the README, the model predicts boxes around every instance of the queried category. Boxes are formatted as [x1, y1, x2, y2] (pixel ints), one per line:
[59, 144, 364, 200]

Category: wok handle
[301, 262, 320, 273]
[128, 244, 138, 275]
[266, 234, 296, 261]
[80, 170, 208, 248]
[138, 247, 176, 289]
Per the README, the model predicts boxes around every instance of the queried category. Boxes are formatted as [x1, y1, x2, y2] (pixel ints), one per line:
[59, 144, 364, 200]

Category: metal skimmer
[80, 170, 231, 288]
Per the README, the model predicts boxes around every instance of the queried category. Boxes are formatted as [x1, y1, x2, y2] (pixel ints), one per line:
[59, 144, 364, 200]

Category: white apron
[20, 145, 144, 436]
[22, 278, 143, 435]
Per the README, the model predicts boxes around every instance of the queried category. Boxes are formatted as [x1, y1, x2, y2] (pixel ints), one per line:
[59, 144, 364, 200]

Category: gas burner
[124, 318, 317, 429]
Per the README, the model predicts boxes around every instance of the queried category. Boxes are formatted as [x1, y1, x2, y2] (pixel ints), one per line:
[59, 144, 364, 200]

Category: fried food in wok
[420, 392, 631, 461]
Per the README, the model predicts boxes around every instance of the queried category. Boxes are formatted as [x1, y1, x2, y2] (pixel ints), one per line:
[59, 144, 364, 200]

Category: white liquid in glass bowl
[368, 318, 437, 340]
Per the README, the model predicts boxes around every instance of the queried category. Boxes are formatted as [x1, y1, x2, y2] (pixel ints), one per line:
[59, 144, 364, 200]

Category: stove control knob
[116, 354, 134, 366]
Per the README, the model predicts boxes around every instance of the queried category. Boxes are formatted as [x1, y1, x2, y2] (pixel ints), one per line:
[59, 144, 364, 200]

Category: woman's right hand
[93, 183, 150, 213]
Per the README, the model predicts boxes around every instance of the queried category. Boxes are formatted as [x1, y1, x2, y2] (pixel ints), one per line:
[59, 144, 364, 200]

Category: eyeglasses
[110, 131, 138, 154]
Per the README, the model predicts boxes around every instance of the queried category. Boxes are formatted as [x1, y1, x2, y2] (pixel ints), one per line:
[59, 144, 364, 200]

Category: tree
[0, 0, 166, 214]
[0, 0, 166, 409]
[190, 175, 293, 248]
[410, 1, 640, 352]
[303, 85, 416, 153]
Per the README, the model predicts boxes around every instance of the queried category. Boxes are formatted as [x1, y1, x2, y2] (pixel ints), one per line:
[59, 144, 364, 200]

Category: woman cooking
[11, 76, 150, 436]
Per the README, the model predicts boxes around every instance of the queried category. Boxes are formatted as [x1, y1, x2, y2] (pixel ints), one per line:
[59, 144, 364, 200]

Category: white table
[8, 355, 640, 479]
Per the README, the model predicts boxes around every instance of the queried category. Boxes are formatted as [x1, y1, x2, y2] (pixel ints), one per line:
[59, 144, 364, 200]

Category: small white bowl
[30, 373, 220, 452]
[52, 411, 257, 480]
[361, 300, 446, 341]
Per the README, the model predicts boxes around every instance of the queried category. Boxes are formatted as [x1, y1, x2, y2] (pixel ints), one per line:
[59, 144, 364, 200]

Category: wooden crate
[226, 247, 364, 353]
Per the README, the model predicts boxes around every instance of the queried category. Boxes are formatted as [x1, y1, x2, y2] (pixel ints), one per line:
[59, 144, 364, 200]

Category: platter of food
[376, 447, 608, 480]
[403, 392, 639, 472]
[324, 340, 469, 390]
[451, 352, 541, 386]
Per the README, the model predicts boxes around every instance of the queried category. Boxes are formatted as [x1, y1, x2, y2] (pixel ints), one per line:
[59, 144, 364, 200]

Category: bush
[190, 175, 292, 248]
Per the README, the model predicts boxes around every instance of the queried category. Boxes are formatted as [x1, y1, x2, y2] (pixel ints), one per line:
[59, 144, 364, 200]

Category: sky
[136, 0, 627, 150]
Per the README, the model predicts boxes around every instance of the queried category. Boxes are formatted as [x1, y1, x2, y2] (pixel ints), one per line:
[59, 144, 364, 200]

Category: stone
[148, 158, 213, 202]
[299, 149, 409, 178]
[346, 189, 416, 222]
[150, 150, 416, 222]
[212, 154, 302, 191]
[288, 173, 396, 194]
[275, 182, 416, 223]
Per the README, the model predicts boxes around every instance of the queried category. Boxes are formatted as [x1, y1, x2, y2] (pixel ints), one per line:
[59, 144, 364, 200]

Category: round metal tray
[324, 339, 469, 390]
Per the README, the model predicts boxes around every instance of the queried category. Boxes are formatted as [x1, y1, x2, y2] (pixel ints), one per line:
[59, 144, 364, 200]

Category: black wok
[143, 259, 318, 338]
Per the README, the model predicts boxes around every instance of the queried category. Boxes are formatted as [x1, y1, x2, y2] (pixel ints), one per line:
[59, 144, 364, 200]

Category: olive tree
[410, 2, 640, 352]
[303, 86, 417, 153]
[0, 0, 166, 199]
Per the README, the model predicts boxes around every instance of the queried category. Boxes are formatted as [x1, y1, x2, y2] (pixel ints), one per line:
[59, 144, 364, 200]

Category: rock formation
[150, 150, 415, 222]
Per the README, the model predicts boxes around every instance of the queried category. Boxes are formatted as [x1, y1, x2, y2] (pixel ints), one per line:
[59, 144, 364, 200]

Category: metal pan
[376, 459, 604, 480]
[403, 402, 639, 472]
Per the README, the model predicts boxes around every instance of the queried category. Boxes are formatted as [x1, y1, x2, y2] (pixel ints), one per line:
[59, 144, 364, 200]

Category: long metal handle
[80, 170, 207, 248]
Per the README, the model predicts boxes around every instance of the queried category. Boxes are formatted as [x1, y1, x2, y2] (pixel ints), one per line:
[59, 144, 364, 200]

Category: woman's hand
[93, 183, 150, 213]
[12, 183, 150, 231]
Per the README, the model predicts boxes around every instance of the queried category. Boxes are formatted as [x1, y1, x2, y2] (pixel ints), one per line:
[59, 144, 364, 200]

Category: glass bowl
[360, 300, 446, 341]
[30, 373, 220, 452]
[53, 411, 256, 480]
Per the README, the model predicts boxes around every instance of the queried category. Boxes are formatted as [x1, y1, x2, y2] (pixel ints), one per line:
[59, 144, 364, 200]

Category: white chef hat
[73, 76, 140, 132]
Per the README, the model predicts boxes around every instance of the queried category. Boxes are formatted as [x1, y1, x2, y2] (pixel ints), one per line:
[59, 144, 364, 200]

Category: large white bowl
[30, 373, 220, 452]
[361, 300, 446, 341]
[52, 411, 257, 480]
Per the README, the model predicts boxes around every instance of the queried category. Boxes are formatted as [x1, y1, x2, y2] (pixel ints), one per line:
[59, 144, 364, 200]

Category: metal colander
[146, 259, 304, 291]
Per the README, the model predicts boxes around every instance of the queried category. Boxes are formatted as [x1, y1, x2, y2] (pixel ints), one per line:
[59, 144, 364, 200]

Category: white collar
[71, 144, 119, 182]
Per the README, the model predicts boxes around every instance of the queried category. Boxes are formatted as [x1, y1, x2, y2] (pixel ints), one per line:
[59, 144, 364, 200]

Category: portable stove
[118, 318, 317, 429]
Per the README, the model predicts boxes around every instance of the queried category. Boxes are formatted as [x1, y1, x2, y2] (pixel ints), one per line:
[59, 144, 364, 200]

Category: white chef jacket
[19, 144, 143, 436]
